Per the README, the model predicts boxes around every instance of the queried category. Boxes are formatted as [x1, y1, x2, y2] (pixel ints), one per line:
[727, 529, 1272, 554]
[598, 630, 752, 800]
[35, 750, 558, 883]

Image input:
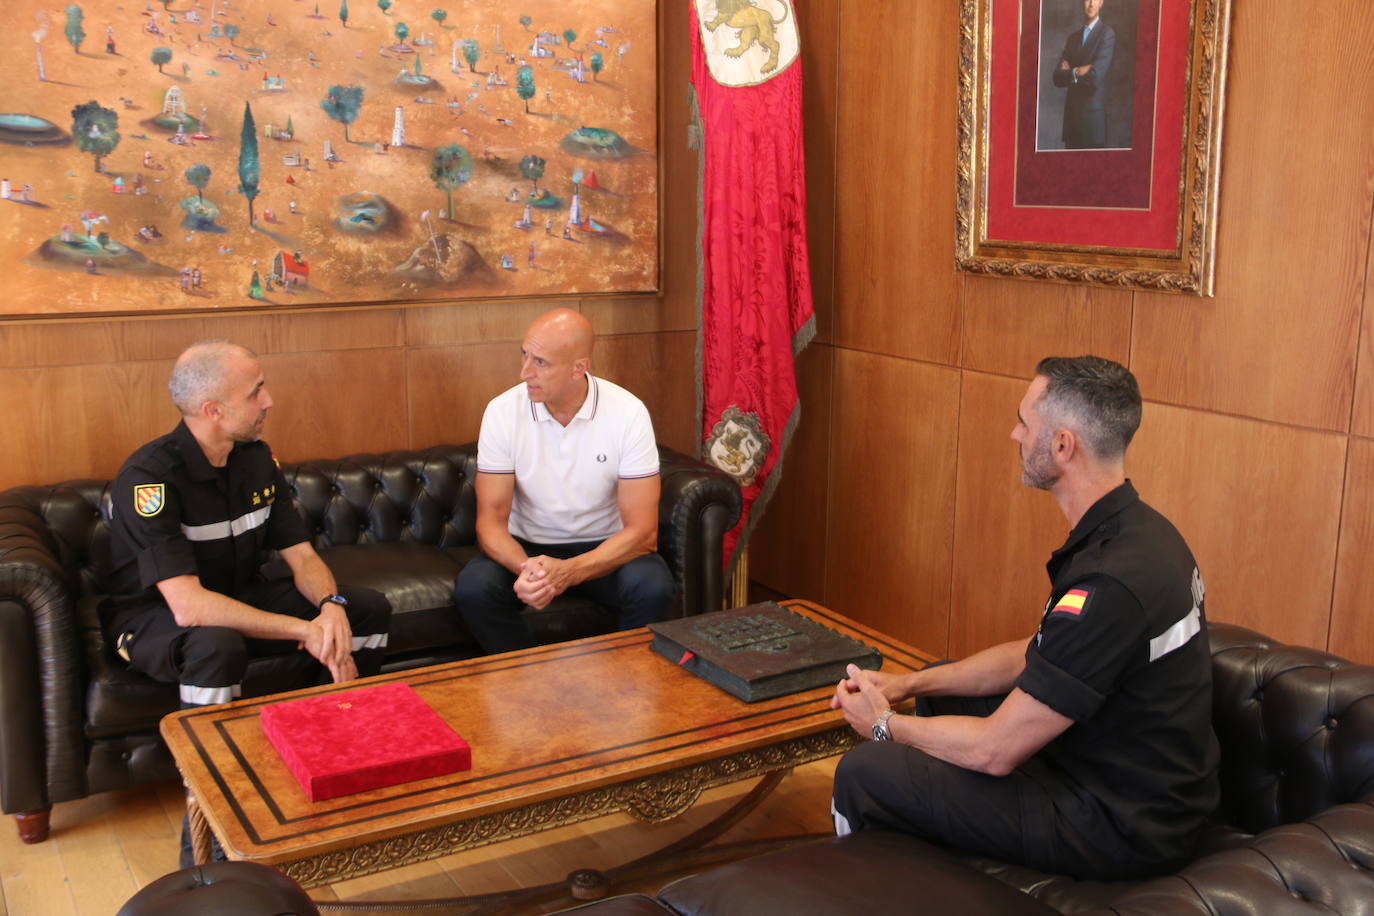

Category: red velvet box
[259, 682, 471, 801]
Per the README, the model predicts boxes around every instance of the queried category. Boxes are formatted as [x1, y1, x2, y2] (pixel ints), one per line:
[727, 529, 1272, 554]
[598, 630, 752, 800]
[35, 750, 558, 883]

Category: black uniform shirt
[101, 421, 311, 635]
[1014, 481, 1220, 868]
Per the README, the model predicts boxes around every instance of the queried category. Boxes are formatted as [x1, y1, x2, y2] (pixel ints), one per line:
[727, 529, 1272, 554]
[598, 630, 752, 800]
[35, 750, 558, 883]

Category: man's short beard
[1020, 428, 1059, 491]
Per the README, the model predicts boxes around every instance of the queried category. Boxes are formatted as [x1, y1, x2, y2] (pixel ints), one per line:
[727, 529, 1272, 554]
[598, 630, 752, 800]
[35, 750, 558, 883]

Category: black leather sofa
[586, 620, 1374, 914]
[114, 621, 1374, 914]
[0, 443, 741, 844]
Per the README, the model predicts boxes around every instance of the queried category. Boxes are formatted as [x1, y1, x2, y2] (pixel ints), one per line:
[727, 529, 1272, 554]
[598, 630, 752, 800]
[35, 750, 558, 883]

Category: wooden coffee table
[160, 599, 934, 894]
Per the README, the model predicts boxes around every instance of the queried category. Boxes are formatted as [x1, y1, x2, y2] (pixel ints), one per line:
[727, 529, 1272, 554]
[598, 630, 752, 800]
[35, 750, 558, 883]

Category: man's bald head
[526, 307, 595, 362]
[168, 340, 258, 417]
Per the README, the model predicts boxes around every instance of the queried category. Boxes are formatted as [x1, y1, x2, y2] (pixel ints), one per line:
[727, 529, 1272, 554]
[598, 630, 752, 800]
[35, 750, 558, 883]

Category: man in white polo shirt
[454, 307, 673, 652]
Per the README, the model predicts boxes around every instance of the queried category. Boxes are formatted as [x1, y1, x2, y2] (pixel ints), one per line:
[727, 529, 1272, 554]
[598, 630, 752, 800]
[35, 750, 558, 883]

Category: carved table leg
[186, 790, 213, 865]
[311, 769, 818, 913]
[15, 807, 52, 844]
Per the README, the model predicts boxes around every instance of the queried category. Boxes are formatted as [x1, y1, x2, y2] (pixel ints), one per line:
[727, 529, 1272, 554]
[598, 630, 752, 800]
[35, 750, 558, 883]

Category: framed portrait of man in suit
[955, 0, 1231, 295]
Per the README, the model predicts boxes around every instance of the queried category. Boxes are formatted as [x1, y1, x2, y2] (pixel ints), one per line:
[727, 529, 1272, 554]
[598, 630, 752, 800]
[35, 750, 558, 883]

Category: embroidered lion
[705, 0, 789, 75]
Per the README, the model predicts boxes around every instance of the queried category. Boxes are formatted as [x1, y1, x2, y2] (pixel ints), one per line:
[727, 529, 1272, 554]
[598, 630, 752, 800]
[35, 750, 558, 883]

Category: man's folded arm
[155, 574, 311, 641]
[888, 687, 1073, 777]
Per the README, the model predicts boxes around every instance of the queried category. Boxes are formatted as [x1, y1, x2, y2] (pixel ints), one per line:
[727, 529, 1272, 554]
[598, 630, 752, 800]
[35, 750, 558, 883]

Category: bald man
[454, 308, 673, 653]
[100, 341, 391, 711]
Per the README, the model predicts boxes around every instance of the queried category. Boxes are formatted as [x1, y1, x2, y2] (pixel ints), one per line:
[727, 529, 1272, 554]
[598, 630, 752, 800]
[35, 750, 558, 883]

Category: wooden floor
[0, 758, 841, 915]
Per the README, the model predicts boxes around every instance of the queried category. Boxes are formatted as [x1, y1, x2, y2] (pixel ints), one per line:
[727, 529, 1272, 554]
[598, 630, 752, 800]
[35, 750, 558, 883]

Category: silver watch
[871, 709, 895, 742]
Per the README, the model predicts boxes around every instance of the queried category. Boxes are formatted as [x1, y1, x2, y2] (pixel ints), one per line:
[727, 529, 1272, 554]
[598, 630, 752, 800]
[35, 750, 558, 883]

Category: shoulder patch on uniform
[1050, 587, 1092, 619]
[133, 483, 166, 517]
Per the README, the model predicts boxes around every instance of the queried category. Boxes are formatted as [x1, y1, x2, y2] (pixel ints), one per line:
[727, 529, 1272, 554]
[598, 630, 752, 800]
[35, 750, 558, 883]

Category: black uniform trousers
[831, 689, 1159, 881]
[118, 579, 390, 707]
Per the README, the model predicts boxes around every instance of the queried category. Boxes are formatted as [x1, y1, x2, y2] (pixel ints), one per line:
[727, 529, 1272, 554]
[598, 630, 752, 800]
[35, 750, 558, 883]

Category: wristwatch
[318, 593, 348, 611]
[871, 709, 896, 742]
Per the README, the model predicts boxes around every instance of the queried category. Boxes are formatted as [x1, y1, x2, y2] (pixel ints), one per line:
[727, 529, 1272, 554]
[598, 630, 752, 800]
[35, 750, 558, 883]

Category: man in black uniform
[101, 341, 391, 709]
[830, 355, 1218, 880]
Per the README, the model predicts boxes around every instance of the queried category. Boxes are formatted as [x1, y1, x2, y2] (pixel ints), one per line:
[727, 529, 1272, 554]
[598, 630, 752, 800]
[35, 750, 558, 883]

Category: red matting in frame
[1014, 0, 1160, 209]
[986, 0, 1190, 250]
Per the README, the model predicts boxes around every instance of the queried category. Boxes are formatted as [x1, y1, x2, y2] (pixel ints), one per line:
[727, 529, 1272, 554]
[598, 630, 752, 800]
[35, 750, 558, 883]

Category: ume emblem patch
[133, 484, 165, 517]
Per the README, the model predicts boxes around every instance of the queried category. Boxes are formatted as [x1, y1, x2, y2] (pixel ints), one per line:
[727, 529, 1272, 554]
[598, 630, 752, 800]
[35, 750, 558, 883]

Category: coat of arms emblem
[704, 406, 770, 488]
[133, 483, 165, 517]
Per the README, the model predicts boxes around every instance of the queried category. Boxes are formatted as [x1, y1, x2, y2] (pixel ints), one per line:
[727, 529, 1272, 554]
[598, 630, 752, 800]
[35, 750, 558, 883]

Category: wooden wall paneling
[0, 307, 405, 371]
[593, 331, 698, 454]
[0, 316, 209, 368]
[1129, 403, 1346, 650]
[404, 300, 566, 348]
[831, 0, 961, 364]
[1353, 188, 1374, 437]
[406, 342, 519, 449]
[1130, 2, 1374, 431]
[824, 349, 960, 655]
[1329, 439, 1374, 664]
[948, 371, 1066, 658]
[750, 343, 835, 602]
[961, 277, 1133, 378]
[580, 293, 692, 339]
[800, 0, 840, 345]
[261, 349, 408, 462]
[201, 308, 405, 356]
[0, 361, 177, 488]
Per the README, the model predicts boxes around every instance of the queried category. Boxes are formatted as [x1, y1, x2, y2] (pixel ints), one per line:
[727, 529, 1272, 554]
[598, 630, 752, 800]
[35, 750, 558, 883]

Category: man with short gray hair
[830, 355, 1218, 880]
[101, 341, 391, 710]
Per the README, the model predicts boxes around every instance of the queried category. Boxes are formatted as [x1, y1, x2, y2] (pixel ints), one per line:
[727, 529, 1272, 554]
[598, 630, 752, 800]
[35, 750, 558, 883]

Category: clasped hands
[514, 555, 575, 610]
[831, 664, 907, 738]
[299, 601, 356, 683]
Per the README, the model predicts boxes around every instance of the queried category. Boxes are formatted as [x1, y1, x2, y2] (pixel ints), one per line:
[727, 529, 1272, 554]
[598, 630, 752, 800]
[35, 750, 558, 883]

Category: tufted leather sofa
[640, 621, 1374, 914]
[0, 443, 741, 844]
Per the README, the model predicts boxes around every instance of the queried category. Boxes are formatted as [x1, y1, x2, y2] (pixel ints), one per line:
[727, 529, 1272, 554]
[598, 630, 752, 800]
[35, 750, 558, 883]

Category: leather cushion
[657, 831, 1060, 916]
[318, 543, 475, 657]
[116, 861, 318, 916]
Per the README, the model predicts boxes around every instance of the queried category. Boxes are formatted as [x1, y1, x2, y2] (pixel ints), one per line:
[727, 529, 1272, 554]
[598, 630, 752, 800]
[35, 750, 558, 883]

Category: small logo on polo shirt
[597, 453, 607, 462]
[133, 483, 165, 517]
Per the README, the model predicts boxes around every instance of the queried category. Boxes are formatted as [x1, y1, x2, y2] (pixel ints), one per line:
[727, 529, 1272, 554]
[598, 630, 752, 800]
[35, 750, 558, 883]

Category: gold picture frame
[956, 0, 1231, 295]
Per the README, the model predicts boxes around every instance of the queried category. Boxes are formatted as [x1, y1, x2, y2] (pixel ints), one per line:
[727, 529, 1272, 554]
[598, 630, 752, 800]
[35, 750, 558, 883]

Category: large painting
[956, 0, 1230, 295]
[0, 0, 658, 317]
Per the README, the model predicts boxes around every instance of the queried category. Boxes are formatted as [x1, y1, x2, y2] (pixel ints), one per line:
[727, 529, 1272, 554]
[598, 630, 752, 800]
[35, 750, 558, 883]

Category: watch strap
[318, 593, 347, 610]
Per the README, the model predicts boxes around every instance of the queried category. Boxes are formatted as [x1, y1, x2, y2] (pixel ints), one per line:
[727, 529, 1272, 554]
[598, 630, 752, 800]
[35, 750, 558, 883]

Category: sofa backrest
[0, 445, 480, 600]
[1208, 622, 1374, 833]
[282, 445, 477, 552]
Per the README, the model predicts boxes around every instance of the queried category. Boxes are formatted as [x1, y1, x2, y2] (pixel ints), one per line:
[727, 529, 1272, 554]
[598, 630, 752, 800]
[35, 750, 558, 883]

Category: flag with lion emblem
[691, 0, 815, 584]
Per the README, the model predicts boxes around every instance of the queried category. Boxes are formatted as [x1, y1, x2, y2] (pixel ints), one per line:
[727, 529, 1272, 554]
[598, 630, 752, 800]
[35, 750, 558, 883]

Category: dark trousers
[830, 689, 1154, 880]
[454, 538, 673, 653]
[117, 579, 391, 707]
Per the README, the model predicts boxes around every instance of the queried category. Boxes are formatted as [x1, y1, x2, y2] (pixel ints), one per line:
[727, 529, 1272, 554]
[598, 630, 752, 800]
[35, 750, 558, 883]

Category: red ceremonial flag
[691, 0, 815, 581]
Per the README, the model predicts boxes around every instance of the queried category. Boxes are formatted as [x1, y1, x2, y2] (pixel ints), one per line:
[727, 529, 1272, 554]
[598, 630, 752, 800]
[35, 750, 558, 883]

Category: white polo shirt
[476, 375, 659, 544]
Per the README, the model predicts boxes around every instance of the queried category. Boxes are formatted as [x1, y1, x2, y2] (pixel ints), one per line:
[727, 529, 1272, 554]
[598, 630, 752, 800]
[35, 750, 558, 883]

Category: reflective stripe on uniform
[352, 633, 388, 651]
[179, 683, 243, 706]
[1149, 606, 1201, 663]
[180, 505, 272, 542]
[831, 799, 853, 837]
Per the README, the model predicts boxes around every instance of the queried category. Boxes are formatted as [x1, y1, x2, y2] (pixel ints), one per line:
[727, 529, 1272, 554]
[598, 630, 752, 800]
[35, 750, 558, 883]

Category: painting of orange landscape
[0, 0, 657, 316]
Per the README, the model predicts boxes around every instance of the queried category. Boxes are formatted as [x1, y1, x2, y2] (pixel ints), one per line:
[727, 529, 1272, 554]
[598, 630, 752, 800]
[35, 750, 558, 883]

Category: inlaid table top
[160, 599, 935, 887]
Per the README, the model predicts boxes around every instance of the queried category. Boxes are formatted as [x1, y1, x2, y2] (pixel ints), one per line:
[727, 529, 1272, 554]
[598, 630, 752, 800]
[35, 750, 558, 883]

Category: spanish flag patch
[1051, 587, 1091, 617]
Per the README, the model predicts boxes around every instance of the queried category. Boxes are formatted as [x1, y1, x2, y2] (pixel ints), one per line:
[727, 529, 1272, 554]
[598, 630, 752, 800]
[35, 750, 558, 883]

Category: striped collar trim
[530, 375, 599, 423]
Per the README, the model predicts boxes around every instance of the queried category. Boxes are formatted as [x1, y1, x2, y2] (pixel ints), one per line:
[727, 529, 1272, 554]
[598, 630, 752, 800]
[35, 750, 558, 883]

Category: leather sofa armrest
[0, 496, 87, 815]
[657, 447, 742, 619]
[1090, 802, 1374, 915]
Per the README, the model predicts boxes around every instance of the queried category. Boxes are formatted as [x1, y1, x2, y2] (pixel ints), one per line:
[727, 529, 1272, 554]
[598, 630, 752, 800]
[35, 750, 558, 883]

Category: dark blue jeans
[453, 538, 673, 653]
